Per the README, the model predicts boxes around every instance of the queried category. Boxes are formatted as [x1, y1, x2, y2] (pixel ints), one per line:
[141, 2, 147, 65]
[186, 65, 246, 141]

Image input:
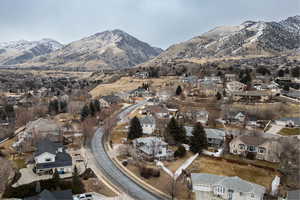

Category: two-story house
[34, 139, 72, 175]
[191, 173, 266, 200]
[139, 115, 156, 135]
[229, 135, 283, 163]
[132, 137, 174, 161]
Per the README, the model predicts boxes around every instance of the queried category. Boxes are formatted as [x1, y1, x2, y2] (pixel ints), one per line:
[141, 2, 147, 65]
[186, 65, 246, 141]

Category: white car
[74, 193, 93, 200]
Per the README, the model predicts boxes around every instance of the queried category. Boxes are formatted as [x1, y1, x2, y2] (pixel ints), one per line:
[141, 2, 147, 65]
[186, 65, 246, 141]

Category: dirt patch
[81, 177, 117, 197]
[126, 163, 191, 200]
[278, 128, 300, 136]
[90, 76, 180, 98]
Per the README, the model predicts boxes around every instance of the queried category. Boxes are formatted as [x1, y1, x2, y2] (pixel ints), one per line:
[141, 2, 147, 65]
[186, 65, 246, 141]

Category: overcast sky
[0, 0, 299, 49]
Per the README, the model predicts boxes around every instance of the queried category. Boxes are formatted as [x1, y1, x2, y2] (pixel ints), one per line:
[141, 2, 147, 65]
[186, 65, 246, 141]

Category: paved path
[91, 102, 166, 200]
[265, 124, 283, 135]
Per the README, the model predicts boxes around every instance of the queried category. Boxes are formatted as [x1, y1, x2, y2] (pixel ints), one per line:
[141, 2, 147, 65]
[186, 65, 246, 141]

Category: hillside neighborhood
[0, 7, 299, 200]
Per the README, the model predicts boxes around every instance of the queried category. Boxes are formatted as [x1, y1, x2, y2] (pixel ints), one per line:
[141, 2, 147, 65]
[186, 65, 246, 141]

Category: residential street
[90, 101, 166, 200]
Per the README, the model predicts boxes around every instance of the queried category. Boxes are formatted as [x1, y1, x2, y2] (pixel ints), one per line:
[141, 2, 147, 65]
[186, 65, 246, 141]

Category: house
[139, 115, 156, 135]
[24, 189, 73, 200]
[229, 135, 283, 163]
[198, 81, 222, 97]
[185, 109, 209, 124]
[224, 111, 246, 124]
[231, 91, 272, 103]
[181, 75, 198, 86]
[156, 89, 173, 102]
[286, 190, 300, 200]
[275, 117, 300, 127]
[185, 127, 226, 149]
[225, 74, 237, 82]
[129, 88, 151, 97]
[191, 173, 265, 200]
[34, 139, 72, 174]
[203, 76, 222, 84]
[148, 105, 170, 119]
[134, 71, 149, 79]
[13, 118, 62, 152]
[226, 81, 246, 92]
[101, 95, 122, 105]
[132, 137, 174, 161]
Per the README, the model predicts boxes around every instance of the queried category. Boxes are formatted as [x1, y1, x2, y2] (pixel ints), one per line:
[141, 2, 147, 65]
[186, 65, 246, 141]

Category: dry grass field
[89, 76, 180, 98]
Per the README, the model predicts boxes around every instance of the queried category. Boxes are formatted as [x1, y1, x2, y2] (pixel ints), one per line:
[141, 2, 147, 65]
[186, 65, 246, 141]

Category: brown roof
[238, 135, 267, 146]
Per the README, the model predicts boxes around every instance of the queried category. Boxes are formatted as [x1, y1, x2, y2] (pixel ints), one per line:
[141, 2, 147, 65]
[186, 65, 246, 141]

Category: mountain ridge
[139, 15, 300, 68]
[20, 29, 163, 70]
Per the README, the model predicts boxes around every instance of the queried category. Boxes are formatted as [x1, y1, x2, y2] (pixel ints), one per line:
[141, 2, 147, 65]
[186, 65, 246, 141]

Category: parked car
[74, 193, 93, 200]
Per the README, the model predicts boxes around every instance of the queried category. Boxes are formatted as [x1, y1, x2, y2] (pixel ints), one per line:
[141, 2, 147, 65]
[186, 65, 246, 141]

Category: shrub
[174, 145, 186, 158]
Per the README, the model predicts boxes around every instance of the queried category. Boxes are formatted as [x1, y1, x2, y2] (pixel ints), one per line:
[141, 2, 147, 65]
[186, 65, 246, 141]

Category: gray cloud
[0, 0, 299, 49]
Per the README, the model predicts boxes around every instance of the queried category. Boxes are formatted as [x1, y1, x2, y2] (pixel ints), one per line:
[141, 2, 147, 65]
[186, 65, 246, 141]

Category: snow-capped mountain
[25, 29, 163, 70]
[0, 39, 63, 65]
[140, 15, 300, 66]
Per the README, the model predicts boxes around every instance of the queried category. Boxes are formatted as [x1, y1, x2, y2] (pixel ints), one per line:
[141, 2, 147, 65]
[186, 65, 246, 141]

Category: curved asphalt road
[91, 102, 165, 200]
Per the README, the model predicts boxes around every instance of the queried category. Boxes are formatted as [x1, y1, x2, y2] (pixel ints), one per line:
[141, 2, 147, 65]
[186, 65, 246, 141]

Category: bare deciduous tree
[81, 117, 97, 146]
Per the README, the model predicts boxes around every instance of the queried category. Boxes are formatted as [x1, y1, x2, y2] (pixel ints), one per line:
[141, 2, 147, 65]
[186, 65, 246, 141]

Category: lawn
[278, 128, 300, 136]
[188, 156, 279, 190]
[223, 154, 279, 169]
[89, 76, 180, 98]
[13, 159, 27, 169]
[110, 124, 128, 144]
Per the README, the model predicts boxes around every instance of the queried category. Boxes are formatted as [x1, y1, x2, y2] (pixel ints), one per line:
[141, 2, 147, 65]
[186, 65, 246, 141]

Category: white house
[139, 115, 156, 135]
[191, 173, 266, 200]
[132, 137, 174, 161]
[34, 139, 72, 174]
[226, 81, 246, 92]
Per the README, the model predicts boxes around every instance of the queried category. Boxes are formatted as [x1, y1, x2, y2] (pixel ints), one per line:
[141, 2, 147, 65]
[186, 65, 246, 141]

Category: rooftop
[191, 173, 265, 196]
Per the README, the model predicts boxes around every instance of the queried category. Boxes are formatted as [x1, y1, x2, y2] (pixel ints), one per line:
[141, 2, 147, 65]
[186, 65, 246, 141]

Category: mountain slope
[140, 16, 300, 67]
[25, 29, 163, 70]
[0, 39, 63, 65]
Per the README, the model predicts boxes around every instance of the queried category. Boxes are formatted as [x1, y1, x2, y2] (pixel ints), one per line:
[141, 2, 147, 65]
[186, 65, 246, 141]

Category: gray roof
[288, 190, 300, 200]
[36, 151, 72, 170]
[184, 126, 225, 139]
[34, 139, 72, 170]
[101, 95, 122, 104]
[278, 117, 300, 126]
[25, 118, 60, 135]
[191, 173, 265, 196]
[139, 115, 156, 125]
[24, 189, 73, 200]
[34, 139, 64, 157]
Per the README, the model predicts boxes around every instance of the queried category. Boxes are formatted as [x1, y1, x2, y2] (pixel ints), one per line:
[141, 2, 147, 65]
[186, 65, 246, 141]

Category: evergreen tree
[52, 168, 60, 186]
[216, 92, 222, 100]
[72, 166, 83, 194]
[176, 85, 182, 96]
[89, 101, 96, 116]
[128, 117, 143, 140]
[278, 69, 285, 77]
[60, 101, 68, 113]
[166, 117, 186, 144]
[81, 105, 90, 121]
[239, 70, 252, 85]
[93, 99, 101, 112]
[190, 123, 208, 154]
[291, 67, 300, 77]
[174, 145, 186, 158]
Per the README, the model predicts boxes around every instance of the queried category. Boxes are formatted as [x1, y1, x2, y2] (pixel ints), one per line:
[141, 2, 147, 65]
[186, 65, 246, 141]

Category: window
[248, 145, 256, 152]
[45, 158, 51, 162]
[258, 147, 266, 154]
[239, 144, 245, 150]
